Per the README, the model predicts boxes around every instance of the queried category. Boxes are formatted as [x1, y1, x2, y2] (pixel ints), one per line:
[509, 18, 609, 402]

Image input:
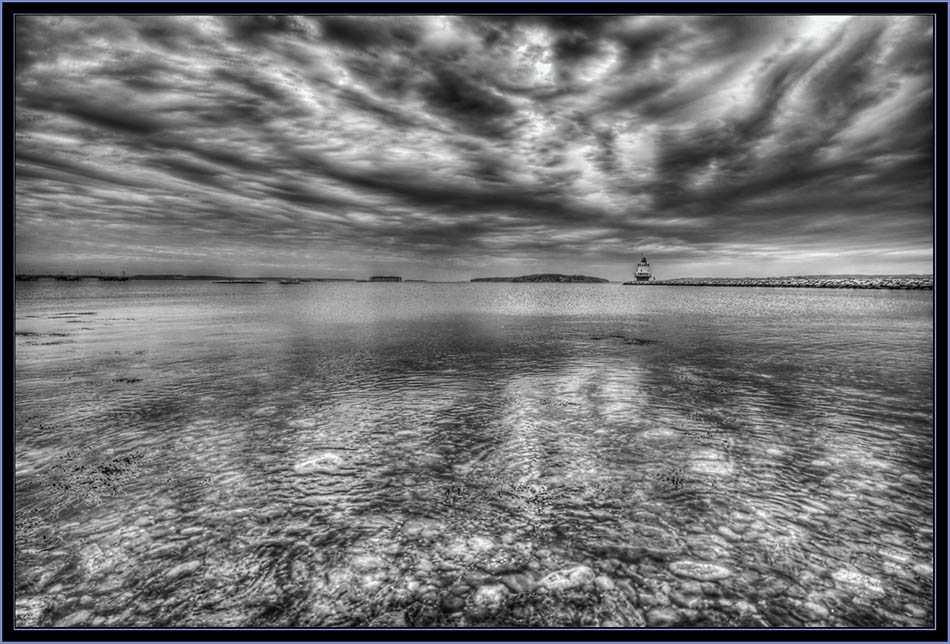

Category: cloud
[14, 14, 934, 278]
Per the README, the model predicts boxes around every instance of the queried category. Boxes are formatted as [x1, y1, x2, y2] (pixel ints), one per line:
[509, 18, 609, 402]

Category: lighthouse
[635, 256, 652, 282]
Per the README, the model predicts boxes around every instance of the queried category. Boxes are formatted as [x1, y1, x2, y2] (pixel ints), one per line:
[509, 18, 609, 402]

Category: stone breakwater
[623, 276, 933, 290]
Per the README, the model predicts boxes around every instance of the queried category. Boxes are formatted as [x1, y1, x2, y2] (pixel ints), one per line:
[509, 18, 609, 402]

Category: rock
[878, 547, 912, 563]
[461, 572, 491, 587]
[717, 526, 740, 542]
[180, 526, 204, 537]
[831, 569, 885, 596]
[638, 592, 660, 608]
[449, 583, 471, 596]
[403, 519, 443, 539]
[478, 551, 527, 575]
[539, 565, 595, 591]
[350, 553, 384, 572]
[468, 536, 495, 553]
[594, 575, 615, 591]
[904, 603, 928, 619]
[165, 560, 201, 580]
[468, 584, 508, 618]
[643, 427, 678, 440]
[668, 560, 732, 581]
[912, 563, 933, 577]
[700, 582, 722, 597]
[646, 607, 681, 627]
[679, 580, 703, 595]
[369, 610, 407, 627]
[689, 460, 734, 476]
[671, 591, 701, 609]
[54, 610, 92, 627]
[149, 543, 182, 558]
[442, 595, 465, 611]
[601, 557, 622, 573]
[442, 538, 470, 560]
[615, 579, 638, 604]
[79, 595, 95, 608]
[293, 452, 344, 474]
[801, 601, 829, 620]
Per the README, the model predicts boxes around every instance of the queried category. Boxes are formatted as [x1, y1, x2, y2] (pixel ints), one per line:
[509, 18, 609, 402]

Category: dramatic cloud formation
[15, 14, 934, 279]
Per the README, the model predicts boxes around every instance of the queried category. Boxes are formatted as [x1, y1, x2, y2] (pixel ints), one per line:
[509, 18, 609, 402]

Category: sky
[15, 14, 935, 280]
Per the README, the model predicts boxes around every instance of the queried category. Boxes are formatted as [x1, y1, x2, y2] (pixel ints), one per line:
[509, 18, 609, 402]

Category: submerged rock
[293, 452, 344, 474]
[468, 536, 495, 553]
[54, 610, 93, 627]
[878, 547, 912, 564]
[467, 584, 508, 618]
[165, 560, 201, 580]
[646, 607, 682, 627]
[643, 427, 677, 440]
[403, 519, 444, 539]
[668, 560, 732, 581]
[594, 575, 615, 591]
[831, 568, 885, 596]
[478, 550, 528, 575]
[912, 563, 934, 577]
[350, 553, 385, 572]
[689, 460, 734, 476]
[539, 565, 595, 591]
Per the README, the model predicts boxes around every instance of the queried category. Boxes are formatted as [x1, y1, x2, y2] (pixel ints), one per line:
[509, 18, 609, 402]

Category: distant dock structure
[369, 276, 402, 282]
[99, 268, 130, 281]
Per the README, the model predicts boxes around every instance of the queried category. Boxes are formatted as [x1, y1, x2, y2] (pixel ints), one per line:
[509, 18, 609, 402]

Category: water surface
[15, 281, 935, 628]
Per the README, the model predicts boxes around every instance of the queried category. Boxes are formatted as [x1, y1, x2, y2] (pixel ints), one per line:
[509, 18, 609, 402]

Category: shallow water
[15, 281, 934, 628]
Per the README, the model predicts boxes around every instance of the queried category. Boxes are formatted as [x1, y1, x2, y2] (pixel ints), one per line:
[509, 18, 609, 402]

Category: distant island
[472, 273, 609, 283]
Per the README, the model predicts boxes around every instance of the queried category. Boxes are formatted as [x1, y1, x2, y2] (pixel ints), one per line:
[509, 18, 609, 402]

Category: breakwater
[623, 276, 933, 289]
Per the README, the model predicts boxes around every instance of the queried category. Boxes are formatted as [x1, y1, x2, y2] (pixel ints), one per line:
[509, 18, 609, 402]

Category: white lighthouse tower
[635, 256, 653, 282]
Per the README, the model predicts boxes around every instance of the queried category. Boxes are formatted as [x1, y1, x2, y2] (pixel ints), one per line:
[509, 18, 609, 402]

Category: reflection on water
[15, 282, 934, 628]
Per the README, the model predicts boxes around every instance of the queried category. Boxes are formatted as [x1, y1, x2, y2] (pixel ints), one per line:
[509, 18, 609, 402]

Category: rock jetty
[623, 276, 932, 289]
[472, 274, 609, 283]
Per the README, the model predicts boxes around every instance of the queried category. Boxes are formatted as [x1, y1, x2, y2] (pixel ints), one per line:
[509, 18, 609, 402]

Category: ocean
[14, 280, 935, 628]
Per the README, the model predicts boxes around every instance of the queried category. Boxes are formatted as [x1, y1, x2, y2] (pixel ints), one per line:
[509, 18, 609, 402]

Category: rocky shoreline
[623, 276, 933, 289]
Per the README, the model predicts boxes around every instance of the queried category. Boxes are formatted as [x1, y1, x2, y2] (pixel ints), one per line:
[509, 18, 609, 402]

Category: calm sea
[14, 281, 935, 628]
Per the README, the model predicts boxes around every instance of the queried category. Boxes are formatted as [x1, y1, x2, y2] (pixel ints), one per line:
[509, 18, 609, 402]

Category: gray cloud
[14, 14, 934, 279]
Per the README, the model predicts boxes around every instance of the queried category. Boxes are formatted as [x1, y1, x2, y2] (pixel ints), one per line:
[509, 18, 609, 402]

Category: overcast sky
[15, 14, 934, 279]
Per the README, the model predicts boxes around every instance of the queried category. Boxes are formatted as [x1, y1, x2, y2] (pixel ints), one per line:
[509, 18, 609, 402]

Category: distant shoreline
[622, 276, 933, 290]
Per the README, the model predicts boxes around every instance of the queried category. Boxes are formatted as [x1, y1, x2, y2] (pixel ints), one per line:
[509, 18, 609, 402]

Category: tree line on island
[470, 274, 609, 283]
